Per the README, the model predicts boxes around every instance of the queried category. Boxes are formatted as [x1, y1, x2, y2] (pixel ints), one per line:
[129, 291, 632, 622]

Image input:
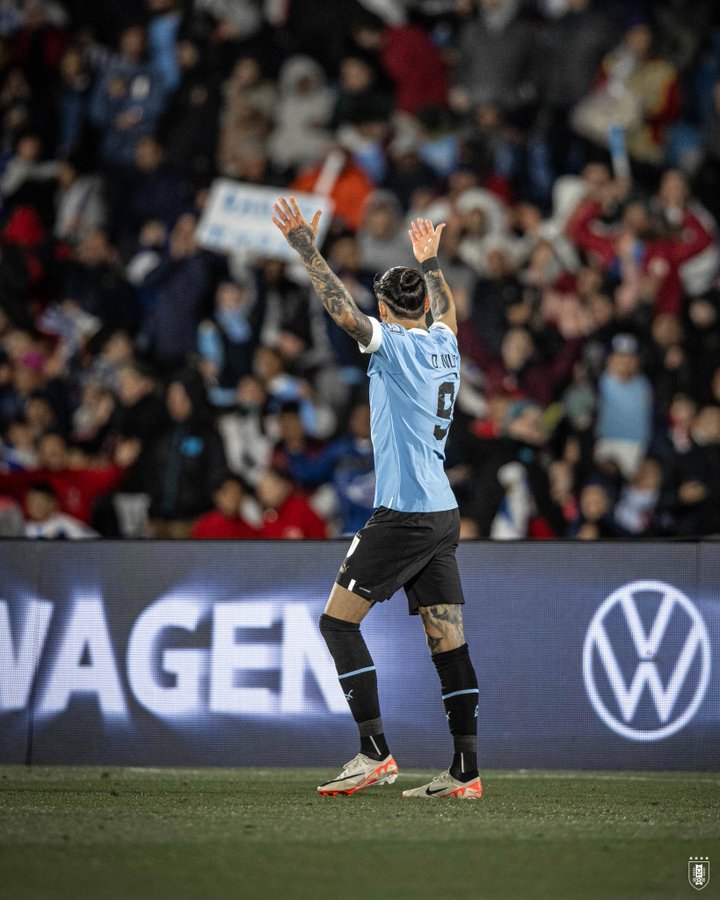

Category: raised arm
[408, 217, 457, 335]
[272, 196, 373, 346]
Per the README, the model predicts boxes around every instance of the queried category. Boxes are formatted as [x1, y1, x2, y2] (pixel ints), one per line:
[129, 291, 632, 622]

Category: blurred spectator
[0, 132, 59, 216]
[660, 405, 720, 535]
[155, 40, 219, 183]
[287, 400, 375, 535]
[613, 457, 662, 535]
[71, 379, 115, 453]
[109, 359, 167, 489]
[54, 155, 106, 242]
[257, 466, 327, 539]
[357, 191, 415, 272]
[380, 17, 448, 115]
[572, 21, 680, 167]
[147, 372, 226, 537]
[23, 480, 98, 538]
[569, 480, 617, 539]
[2, 416, 38, 470]
[566, 177, 713, 317]
[456, 400, 564, 539]
[382, 132, 439, 211]
[60, 228, 137, 333]
[198, 278, 261, 405]
[332, 52, 393, 129]
[89, 25, 165, 167]
[267, 56, 335, 174]
[256, 344, 335, 439]
[56, 45, 92, 157]
[451, 0, 535, 114]
[458, 319, 582, 407]
[594, 334, 653, 479]
[124, 135, 191, 238]
[0, 430, 139, 523]
[217, 375, 273, 487]
[292, 148, 373, 231]
[217, 55, 275, 179]
[146, 0, 182, 94]
[539, 0, 617, 140]
[190, 472, 258, 539]
[137, 214, 211, 369]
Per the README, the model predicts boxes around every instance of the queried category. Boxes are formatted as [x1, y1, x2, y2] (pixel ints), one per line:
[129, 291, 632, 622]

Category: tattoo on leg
[420, 604, 465, 655]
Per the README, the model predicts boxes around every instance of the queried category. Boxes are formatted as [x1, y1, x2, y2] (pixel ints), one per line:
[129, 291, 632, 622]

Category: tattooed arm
[408, 217, 457, 335]
[272, 196, 373, 346]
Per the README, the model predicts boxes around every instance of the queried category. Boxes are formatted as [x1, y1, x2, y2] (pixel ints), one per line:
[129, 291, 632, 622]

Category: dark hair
[373, 267, 426, 317]
[266, 465, 292, 485]
[119, 358, 156, 382]
[27, 481, 56, 499]
[211, 470, 245, 494]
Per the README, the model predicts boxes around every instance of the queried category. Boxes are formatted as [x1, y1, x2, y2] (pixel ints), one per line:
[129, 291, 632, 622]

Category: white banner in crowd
[195, 180, 334, 259]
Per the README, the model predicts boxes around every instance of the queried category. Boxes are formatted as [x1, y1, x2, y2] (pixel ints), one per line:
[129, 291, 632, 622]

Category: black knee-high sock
[319, 614, 389, 760]
[432, 643, 478, 781]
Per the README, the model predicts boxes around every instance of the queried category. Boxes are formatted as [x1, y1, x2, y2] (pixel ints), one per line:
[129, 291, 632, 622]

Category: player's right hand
[272, 196, 322, 255]
[408, 217, 446, 264]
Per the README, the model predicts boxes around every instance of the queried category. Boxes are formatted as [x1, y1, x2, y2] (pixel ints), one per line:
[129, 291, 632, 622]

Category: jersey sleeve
[429, 321, 458, 344]
[357, 316, 383, 354]
[358, 317, 417, 369]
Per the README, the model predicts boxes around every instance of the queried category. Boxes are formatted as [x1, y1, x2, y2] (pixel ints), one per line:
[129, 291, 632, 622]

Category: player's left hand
[408, 217, 445, 263]
[272, 196, 322, 255]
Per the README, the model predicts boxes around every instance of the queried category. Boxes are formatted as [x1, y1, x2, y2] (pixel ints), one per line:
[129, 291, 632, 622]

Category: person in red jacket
[191, 473, 258, 539]
[0, 431, 139, 524]
[566, 193, 713, 316]
[380, 20, 448, 114]
[257, 466, 327, 539]
[457, 320, 582, 408]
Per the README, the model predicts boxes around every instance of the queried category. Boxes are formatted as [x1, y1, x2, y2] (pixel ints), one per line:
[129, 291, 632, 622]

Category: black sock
[360, 731, 390, 761]
[432, 643, 479, 782]
[319, 614, 389, 758]
[451, 750, 478, 782]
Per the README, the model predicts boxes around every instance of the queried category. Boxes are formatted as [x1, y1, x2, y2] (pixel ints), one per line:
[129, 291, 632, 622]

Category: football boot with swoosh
[317, 753, 398, 796]
[402, 770, 483, 799]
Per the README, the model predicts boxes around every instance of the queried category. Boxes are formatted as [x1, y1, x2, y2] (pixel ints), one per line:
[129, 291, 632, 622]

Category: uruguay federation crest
[689, 858, 710, 891]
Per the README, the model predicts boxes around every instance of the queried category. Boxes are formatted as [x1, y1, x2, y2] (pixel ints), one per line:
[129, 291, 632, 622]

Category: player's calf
[420, 605, 479, 783]
[318, 612, 390, 762]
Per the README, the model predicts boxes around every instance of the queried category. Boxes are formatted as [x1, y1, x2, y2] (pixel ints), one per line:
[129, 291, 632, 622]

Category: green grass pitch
[0, 766, 718, 899]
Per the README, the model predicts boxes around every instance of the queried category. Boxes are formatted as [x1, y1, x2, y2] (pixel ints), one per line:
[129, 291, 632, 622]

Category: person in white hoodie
[267, 56, 335, 173]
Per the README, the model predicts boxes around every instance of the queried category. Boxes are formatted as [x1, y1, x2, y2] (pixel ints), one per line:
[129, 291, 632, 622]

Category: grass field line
[112, 766, 720, 784]
[474, 771, 720, 784]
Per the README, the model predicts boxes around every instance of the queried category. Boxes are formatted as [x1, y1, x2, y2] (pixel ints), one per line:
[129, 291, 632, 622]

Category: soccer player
[272, 197, 481, 800]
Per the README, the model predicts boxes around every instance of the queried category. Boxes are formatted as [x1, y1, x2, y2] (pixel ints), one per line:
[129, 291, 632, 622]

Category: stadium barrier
[0, 540, 717, 770]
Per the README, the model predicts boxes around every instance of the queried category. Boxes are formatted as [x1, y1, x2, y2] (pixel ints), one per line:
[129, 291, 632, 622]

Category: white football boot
[317, 753, 398, 796]
[402, 770, 483, 799]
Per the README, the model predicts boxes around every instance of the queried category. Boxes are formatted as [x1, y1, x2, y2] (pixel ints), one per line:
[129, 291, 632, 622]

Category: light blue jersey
[359, 316, 459, 513]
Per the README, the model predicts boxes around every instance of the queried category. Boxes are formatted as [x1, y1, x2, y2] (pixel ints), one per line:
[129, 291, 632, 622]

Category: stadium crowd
[1, 0, 720, 540]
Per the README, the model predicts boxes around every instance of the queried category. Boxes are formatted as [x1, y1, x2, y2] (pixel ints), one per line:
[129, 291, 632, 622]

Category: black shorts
[335, 506, 464, 615]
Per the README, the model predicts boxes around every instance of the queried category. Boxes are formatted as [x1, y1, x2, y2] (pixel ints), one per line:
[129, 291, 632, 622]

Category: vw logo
[583, 580, 711, 741]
